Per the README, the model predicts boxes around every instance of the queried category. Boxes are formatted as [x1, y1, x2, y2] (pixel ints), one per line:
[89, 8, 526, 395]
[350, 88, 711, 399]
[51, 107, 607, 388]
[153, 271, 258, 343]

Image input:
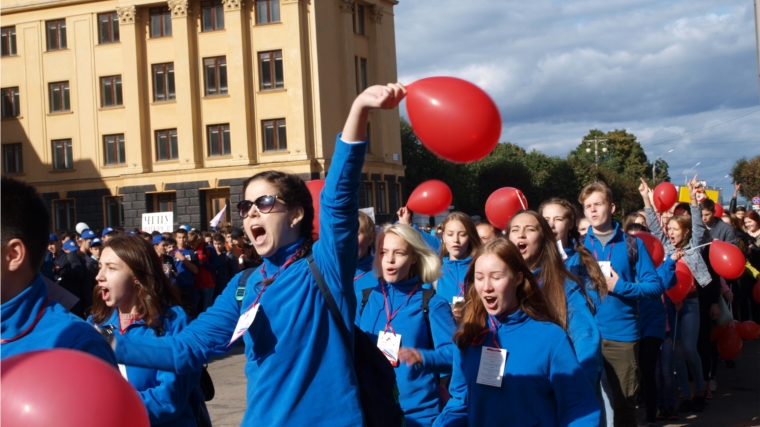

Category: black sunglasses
[237, 195, 283, 218]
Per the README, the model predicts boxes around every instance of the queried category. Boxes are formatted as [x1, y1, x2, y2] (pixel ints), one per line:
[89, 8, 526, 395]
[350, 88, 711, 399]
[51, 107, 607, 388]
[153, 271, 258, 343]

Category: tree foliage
[730, 155, 760, 200]
[400, 120, 671, 222]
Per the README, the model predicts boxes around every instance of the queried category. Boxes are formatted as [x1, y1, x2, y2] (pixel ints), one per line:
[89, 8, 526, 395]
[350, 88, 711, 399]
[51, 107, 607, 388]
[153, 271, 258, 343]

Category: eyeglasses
[237, 195, 283, 218]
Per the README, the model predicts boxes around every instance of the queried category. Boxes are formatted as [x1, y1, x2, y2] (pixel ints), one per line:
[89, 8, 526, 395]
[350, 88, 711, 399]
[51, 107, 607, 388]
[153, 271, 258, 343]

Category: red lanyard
[445, 264, 466, 297]
[471, 310, 512, 349]
[591, 236, 615, 262]
[354, 271, 370, 281]
[381, 280, 419, 335]
[247, 250, 301, 310]
[1, 298, 50, 344]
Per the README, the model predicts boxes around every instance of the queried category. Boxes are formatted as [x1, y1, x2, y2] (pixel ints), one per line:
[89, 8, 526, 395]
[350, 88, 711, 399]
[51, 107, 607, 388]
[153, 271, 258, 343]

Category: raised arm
[687, 175, 708, 248]
[729, 183, 740, 214]
[639, 178, 671, 249]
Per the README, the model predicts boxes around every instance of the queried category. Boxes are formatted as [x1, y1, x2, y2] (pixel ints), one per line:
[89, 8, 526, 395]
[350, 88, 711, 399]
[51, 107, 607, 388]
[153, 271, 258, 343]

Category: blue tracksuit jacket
[638, 257, 677, 340]
[353, 253, 377, 306]
[434, 309, 601, 427]
[113, 136, 366, 426]
[436, 256, 472, 305]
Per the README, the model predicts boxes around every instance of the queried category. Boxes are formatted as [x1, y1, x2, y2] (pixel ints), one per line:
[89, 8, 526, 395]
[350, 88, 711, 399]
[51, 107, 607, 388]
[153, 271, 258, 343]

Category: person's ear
[289, 206, 305, 229]
[610, 203, 617, 215]
[4, 239, 28, 273]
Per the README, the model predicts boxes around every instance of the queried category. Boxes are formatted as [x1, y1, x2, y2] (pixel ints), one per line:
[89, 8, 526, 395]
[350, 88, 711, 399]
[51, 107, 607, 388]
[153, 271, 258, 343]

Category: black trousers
[639, 336, 663, 423]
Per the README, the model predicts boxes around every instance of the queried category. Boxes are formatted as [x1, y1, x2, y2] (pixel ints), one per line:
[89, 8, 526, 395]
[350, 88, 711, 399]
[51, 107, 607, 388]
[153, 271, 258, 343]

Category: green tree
[730, 155, 760, 200]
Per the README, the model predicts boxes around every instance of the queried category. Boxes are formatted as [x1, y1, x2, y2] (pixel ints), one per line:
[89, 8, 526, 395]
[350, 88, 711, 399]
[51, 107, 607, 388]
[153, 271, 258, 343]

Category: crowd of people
[2, 82, 759, 427]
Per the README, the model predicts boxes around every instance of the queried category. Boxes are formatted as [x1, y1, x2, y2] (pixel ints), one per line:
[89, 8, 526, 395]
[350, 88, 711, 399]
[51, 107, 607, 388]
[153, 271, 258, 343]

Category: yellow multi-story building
[1, 0, 405, 232]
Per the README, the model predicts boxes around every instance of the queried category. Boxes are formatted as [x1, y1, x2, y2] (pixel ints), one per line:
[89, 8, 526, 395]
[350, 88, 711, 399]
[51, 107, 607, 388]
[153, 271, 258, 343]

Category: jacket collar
[1, 274, 49, 338]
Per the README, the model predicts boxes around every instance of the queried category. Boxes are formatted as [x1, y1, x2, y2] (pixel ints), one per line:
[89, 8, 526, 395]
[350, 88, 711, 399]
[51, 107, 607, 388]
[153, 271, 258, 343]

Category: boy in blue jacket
[579, 181, 662, 427]
[0, 177, 117, 366]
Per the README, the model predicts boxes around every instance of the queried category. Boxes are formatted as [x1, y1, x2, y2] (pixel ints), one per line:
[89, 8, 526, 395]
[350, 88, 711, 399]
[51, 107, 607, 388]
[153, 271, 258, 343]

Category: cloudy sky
[393, 0, 760, 203]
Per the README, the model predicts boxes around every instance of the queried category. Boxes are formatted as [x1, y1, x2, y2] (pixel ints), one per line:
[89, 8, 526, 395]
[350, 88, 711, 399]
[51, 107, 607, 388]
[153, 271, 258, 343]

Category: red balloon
[406, 77, 501, 163]
[736, 321, 760, 341]
[652, 182, 678, 212]
[1, 349, 149, 427]
[407, 180, 452, 216]
[754, 280, 760, 304]
[306, 179, 325, 241]
[717, 322, 742, 360]
[633, 232, 665, 268]
[665, 260, 693, 303]
[711, 324, 726, 342]
[714, 203, 724, 219]
[709, 240, 746, 280]
[485, 187, 528, 230]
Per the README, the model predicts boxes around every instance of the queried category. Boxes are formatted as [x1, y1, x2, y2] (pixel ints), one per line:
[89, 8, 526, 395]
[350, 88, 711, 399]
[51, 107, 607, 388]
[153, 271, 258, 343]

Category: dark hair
[475, 218, 501, 234]
[625, 223, 648, 233]
[454, 238, 560, 350]
[243, 171, 316, 283]
[439, 212, 483, 260]
[537, 198, 607, 300]
[699, 198, 715, 213]
[736, 206, 746, 213]
[174, 228, 188, 236]
[212, 233, 225, 243]
[674, 202, 691, 216]
[507, 210, 594, 329]
[1, 177, 51, 271]
[166, 237, 177, 246]
[89, 236, 181, 332]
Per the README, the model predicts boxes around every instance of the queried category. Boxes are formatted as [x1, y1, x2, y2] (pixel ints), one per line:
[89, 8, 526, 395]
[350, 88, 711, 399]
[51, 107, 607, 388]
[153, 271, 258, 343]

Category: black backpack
[235, 256, 405, 427]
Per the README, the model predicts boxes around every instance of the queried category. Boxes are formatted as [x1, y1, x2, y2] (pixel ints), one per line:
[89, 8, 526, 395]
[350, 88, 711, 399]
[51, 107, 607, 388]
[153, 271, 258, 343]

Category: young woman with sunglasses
[356, 224, 455, 426]
[434, 239, 601, 426]
[110, 83, 407, 426]
[507, 210, 601, 391]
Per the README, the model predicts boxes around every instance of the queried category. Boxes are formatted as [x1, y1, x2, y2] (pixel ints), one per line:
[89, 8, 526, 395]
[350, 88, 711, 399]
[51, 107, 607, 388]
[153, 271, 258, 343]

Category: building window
[3, 143, 23, 174]
[152, 63, 175, 101]
[355, 57, 368, 93]
[203, 57, 228, 96]
[150, 7, 172, 38]
[52, 139, 73, 170]
[1, 27, 17, 56]
[354, 4, 365, 35]
[201, 0, 225, 31]
[397, 184, 404, 207]
[53, 200, 76, 232]
[259, 51, 283, 90]
[48, 81, 70, 112]
[207, 124, 230, 156]
[155, 193, 177, 221]
[376, 181, 387, 213]
[255, 0, 280, 24]
[361, 182, 374, 209]
[100, 76, 123, 107]
[105, 196, 124, 227]
[104, 134, 125, 165]
[155, 129, 178, 161]
[262, 119, 286, 151]
[1, 87, 20, 118]
[98, 13, 120, 44]
[46, 19, 67, 51]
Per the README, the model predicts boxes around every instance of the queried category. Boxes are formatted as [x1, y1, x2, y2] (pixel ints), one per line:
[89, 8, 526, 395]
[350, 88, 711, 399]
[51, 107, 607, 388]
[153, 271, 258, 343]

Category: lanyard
[245, 250, 301, 311]
[471, 311, 511, 349]
[1, 297, 50, 344]
[445, 264, 466, 297]
[381, 280, 419, 335]
[354, 271, 370, 281]
[591, 236, 615, 262]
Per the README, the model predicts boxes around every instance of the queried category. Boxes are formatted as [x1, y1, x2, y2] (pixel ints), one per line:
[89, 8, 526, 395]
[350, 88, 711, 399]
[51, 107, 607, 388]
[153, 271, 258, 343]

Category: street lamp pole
[683, 162, 701, 184]
[652, 149, 675, 181]
[584, 137, 608, 169]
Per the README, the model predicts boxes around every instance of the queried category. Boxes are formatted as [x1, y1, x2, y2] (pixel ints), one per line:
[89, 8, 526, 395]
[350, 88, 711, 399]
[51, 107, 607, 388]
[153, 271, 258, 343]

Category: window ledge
[50, 168, 76, 173]
[1, 54, 20, 58]
[99, 105, 124, 111]
[207, 154, 233, 159]
[45, 48, 70, 53]
[257, 88, 287, 94]
[199, 28, 226, 34]
[47, 111, 74, 116]
[96, 41, 121, 47]
[2, 115, 23, 120]
[102, 163, 128, 169]
[154, 159, 180, 164]
[260, 150, 289, 156]
[252, 21, 283, 27]
[151, 100, 177, 106]
[147, 36, 173, 42]
[202, 94, 230, 99]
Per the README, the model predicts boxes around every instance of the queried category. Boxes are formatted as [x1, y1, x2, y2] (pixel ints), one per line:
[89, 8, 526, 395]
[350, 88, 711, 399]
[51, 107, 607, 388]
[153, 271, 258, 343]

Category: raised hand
[397, 206, 412, 225]
[638, 177, 652, 208]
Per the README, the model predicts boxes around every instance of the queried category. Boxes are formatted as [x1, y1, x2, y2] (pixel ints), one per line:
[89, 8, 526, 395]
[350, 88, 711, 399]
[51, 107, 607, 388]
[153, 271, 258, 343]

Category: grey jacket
[705, 218, 739, 246]
[645, 206, 712, 287]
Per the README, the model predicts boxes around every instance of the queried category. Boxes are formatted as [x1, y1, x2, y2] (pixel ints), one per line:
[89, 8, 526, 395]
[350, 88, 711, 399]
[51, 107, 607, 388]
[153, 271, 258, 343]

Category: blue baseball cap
[180, 224, 191, 231]
[62, 240, 78, 252]
[81, 229, 97, 239]
[152, 235, 166, 245]
[49, 233, 59, 242]
[102, 227, 116, 237]
[126, 230, 140, 236]
[90, 238, 103, 247]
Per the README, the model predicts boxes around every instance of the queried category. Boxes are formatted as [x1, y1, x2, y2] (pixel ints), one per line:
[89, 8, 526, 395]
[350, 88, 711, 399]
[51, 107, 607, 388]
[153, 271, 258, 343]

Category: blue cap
[126, 230, 140, 236]
[90, 238, 103, 247]
[180, 224, 191, 231]
[102, 227, 115, 237]
[152, 235, 166, 245]
[62, 240, 79, 252]
[81, 229, 96, 239]
[49, 233, 59, 242]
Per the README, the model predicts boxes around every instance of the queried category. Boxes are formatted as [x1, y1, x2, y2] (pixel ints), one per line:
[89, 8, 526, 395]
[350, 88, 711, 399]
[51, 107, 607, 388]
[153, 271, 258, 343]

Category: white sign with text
[142, 212, 174, 233]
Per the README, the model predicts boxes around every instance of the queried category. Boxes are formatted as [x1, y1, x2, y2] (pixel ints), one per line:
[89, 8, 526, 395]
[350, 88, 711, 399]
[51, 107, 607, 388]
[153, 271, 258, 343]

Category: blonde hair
[374, 224, 443, 284]
[578, 180, 614, 205]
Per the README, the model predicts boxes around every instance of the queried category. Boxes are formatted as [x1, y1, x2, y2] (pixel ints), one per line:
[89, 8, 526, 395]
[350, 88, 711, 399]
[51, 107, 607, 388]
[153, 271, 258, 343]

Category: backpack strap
[421, 288, 436, 349]
[360, 288, 373, 316]
[236, 268, 256, 310]
[306, 253, 353, 356]
[625, 233, 638, 278]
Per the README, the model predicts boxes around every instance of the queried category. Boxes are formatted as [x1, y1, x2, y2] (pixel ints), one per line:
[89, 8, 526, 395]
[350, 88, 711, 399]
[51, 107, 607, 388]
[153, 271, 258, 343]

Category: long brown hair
[507, 210, 594, 329]
[454, 238, 560, 350]
[439, 212, 483, 260]
[90, 236, 181, 333]
[668, 215, 692, 249]
[538, 198, 607, 300]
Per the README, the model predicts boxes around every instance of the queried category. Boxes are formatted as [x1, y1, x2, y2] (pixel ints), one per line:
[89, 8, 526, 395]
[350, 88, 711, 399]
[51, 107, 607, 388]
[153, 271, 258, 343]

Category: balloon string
[518, 191, 526, 210]
[686, 242, 712, 253]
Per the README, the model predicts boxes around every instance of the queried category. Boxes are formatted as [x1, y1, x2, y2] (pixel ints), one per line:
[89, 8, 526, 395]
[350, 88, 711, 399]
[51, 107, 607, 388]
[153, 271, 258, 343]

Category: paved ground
[207, 338, 760, 427]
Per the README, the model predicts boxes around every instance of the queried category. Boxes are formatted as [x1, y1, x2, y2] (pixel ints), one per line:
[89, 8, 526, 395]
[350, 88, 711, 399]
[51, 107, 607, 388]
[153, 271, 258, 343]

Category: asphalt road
[206, 338, 760, 427]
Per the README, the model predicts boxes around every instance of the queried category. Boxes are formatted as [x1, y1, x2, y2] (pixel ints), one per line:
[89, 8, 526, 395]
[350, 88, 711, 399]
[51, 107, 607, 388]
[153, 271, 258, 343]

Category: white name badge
[476, 346, 508, 387]
[118, 364, 129, 380]
[557, 240, 567, 260]
[452, 296, 465, 305]
[598, 261, 612, 277]
[228, 304, 259, 346]
[377, 331, 401, 367]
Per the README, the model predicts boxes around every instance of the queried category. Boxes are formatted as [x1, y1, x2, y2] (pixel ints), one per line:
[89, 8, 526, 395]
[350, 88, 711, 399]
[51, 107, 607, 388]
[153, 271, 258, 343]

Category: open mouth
[100, 287, 110, 301]
[385, 268, 398, 276]
[483, 296, 498, 310]
[516, 242, 528, 253]
[250, 225, 267, 245]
